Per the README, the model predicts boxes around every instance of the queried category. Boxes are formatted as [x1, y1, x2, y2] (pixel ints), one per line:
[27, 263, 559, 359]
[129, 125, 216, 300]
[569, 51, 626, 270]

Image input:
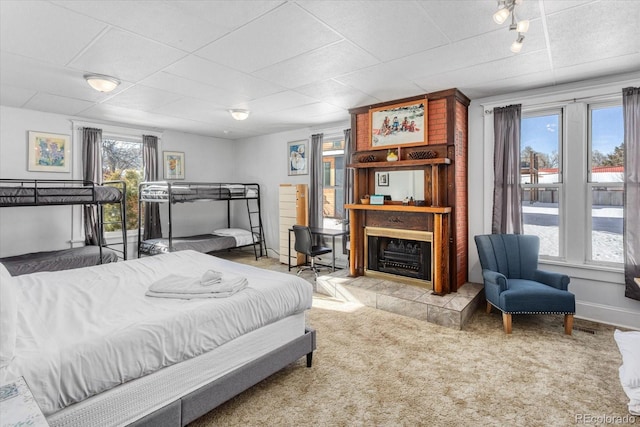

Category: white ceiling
[1, 0, 639, 140]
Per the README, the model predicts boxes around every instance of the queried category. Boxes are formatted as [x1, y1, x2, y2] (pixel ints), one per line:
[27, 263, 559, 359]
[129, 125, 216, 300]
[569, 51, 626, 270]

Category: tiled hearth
[315, 269, 484, 330]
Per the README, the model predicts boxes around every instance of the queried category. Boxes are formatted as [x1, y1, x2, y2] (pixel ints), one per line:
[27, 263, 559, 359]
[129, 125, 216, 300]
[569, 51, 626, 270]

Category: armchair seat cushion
[501, 279, 576, 314]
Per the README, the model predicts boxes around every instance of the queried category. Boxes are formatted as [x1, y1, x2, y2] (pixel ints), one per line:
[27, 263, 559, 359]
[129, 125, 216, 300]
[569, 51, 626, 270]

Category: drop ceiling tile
[79, 104, 172, 131]
[174, 0, 285, 29]
[546, 1, 640, 68]
[413, 49, 553, 94]
[460, 69, 558, 99]
[242, 91, 316, 114]
[0, 85, 37, 108]
[195, 2, 342, 73]
[164, 56, 284, 99]
[0, 51, 132, 102]
[68, 27, 187, 82]
[299, 0, 449, 61]
[383, 19, 548, 82]
[334, 64, 424, 103]
[254, 40, 379, 89]
[0, 1, 107, 66]
[54, 0, 246, 52]
[102, 85, 185, 111]
[153, 98, 227, 123]
[542, 0, 598, 15]
[553, 53, 640, 85]
[140, 72, 251, 106]
[295, 79, 379, 109]
[24, 93, 94, 116]
[417, 1, 510, 42]
[277, 102, 344, 119]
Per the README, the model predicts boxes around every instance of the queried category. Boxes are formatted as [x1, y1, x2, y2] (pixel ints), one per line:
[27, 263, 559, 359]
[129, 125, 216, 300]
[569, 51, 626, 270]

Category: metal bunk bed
[0, 178, 127, 275]
[137, 181, 266, 259]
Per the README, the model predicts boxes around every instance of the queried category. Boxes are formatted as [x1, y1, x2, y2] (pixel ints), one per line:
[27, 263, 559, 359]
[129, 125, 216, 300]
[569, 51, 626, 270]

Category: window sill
[539, 258, 624, 284]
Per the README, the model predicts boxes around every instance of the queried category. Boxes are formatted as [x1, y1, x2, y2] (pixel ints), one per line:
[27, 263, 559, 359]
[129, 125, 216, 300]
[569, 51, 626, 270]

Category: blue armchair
[474, 234, 575, 334]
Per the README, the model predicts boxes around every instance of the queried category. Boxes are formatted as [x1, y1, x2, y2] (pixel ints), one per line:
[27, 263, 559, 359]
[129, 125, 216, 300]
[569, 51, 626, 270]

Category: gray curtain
[82, 127, 103, 245]
[623, 87, 640, 301]
[342, 129, 353, 253]
[309, 133, 324, 230]
[142, 135, 162, 240]
[342, 129, 353, 218]
[492, 104, 523, 234]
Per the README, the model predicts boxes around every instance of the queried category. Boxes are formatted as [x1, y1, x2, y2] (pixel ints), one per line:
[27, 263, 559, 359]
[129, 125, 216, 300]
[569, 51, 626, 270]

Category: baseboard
[576, 301, 640, 331]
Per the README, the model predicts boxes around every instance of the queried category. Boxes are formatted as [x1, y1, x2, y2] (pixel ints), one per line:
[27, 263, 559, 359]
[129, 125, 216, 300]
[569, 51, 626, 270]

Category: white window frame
[101, 133, 144, 240]
[586, 101, 624, 267]
[521, 108, 565, 260]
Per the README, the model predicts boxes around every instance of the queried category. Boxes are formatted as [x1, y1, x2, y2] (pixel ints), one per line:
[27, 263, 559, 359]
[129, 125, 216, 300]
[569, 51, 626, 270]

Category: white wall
[467, 73, 640, 329]
[232, 128, 313, 258]
[158, 130, 236, 238]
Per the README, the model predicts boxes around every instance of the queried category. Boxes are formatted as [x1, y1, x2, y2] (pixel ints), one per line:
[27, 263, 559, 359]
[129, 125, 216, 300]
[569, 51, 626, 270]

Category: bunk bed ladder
[246, 197, 266, 260]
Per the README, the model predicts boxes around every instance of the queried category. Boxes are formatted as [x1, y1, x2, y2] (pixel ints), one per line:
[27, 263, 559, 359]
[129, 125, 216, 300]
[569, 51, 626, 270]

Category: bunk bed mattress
[139, 234, 239, 255]
[140, 184, 256, 202]
[0, 246, 118, 276]
[1, 250, 313, 416]
[0, 185, 121, 206]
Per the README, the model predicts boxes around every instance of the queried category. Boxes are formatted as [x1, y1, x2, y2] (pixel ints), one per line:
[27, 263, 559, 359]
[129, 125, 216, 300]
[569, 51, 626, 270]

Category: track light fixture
[493, 0, 529, 53]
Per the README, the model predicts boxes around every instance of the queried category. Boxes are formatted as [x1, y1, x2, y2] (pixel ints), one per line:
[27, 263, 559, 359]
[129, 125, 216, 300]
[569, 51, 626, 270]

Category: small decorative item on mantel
[360, 195, 370, 205]
[386, 148, 398, 162]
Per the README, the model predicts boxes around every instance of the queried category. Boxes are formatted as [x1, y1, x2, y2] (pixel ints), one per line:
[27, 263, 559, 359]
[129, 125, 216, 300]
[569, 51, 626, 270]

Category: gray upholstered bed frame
[130, 328, 316, 426]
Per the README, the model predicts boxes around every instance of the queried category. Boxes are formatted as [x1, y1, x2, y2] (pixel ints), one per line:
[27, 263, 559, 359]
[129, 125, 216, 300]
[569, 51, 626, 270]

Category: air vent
[573, 326, 596, 335]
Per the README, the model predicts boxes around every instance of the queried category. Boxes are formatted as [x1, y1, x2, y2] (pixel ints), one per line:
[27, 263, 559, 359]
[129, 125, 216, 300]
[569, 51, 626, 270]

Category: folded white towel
[201, 270, 222, 286]
[206, 275, 248, 294]
[146, 271, 248, 298]
[146, 283, 247, 300]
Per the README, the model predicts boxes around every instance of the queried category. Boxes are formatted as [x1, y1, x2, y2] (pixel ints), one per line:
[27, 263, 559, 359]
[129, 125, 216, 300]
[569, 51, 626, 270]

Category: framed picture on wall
[378, 172, 389, 186]
[287, 140, 308, 176]
[369, 99, 427, 148]
[27, 131, 71, 172]
[163, 151, 185, 180]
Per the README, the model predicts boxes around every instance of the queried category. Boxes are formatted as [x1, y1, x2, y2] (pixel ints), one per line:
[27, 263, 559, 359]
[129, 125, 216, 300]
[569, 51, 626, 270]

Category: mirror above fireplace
[374, 170, 424, 201]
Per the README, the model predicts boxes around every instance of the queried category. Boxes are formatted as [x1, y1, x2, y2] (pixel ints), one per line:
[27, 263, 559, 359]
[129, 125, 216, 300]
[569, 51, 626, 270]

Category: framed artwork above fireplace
[369, 99, 427, 148]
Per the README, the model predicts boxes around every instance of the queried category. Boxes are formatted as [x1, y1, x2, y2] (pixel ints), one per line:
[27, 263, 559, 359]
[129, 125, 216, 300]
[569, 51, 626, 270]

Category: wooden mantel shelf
[347, 158, 451, 169]
[344, 204, 451, 214]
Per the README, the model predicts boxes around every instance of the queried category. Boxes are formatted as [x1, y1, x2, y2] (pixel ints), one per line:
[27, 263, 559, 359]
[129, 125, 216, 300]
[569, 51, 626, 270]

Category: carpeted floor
[188, 251, 632, 426]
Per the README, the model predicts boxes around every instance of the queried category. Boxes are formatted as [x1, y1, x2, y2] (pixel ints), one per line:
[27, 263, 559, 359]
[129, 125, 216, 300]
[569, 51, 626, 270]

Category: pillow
[0, 263, 17, 368]
[614, 329, 640, 415]
[213, 228, 251, 237]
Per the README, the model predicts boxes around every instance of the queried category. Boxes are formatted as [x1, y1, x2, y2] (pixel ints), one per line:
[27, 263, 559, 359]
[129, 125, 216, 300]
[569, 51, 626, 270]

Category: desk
[288, 227, 349, 272]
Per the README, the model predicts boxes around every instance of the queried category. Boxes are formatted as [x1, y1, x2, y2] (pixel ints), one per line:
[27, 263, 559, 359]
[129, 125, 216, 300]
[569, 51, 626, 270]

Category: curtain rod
[71, 120, 163, 138]
[483, 92, 622, 115]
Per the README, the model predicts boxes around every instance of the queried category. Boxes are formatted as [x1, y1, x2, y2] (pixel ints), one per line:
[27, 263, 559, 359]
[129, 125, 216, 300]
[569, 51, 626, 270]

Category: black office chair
[292, 225, 332, 278]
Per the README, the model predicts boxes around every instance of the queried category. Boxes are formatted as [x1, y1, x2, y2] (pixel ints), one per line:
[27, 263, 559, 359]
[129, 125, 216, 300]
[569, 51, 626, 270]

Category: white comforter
[1, 251, 312, 415]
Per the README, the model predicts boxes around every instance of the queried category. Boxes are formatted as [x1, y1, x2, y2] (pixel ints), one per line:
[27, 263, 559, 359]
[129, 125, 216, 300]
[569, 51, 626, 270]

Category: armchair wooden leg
[502, 312, 512, 334]
[564, 314, 574, 335]
[486, 301, 492, 314]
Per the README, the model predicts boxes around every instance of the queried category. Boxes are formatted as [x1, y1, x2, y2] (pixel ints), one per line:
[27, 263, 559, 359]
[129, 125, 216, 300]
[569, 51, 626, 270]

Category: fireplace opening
[367, 234, 432, 282]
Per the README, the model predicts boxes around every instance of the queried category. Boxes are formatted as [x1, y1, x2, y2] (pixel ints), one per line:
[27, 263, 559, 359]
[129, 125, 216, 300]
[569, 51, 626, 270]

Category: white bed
[0, 250, 315, 426]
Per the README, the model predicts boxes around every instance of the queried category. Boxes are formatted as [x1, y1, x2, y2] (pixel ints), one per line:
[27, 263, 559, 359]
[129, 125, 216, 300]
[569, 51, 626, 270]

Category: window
[322, 138, 345, 229]
[520, 110, 563, 258]
[588, 104, 624, 264]
[101, 137, 143, 232]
